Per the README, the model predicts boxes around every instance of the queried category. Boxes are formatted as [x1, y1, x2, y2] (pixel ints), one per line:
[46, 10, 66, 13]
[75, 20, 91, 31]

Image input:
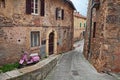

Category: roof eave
[65, 0, 76, 10]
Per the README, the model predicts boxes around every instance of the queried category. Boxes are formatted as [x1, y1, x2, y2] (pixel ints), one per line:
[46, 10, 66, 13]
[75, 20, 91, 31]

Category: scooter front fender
[19, 59, 24, 64]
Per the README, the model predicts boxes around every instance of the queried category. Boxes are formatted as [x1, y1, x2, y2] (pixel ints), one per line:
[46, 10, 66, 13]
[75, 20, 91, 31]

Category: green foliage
[44, 56, 48, 58]
[0, 62, 20, 73]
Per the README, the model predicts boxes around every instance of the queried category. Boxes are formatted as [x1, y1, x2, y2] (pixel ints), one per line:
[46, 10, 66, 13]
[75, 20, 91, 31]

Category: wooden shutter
[62, 9, 64, 20]
[41, 0, 45, 16]
[26, 0, 31, 14]
[56, 8, 58, 20]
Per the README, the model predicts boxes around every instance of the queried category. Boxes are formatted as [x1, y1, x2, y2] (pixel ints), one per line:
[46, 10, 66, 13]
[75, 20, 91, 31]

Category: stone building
[73, 12, 86, 41]
[0, 0, 75, 65]
[84, 0, 120, 72]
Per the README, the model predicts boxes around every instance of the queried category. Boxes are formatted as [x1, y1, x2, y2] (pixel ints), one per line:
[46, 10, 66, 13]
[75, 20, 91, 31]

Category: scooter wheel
[18, 64, 23, 68]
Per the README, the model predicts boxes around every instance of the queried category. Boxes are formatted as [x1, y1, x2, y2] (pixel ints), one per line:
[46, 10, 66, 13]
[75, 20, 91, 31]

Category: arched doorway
[46, 29, 57, 56]
[49, 32, 54, 55]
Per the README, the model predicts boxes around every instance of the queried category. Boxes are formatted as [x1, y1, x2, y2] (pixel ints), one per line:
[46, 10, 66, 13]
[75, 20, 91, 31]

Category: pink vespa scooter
[19, 51, 40, 68]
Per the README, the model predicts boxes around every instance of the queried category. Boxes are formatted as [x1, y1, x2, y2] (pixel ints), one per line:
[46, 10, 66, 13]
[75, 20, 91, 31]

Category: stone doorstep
[0, 54, 59, 80]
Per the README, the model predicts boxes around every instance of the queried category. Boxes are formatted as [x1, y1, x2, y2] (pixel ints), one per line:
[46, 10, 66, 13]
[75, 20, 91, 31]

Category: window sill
[31, 13, 39, 16]
[30, 46, 40, 51]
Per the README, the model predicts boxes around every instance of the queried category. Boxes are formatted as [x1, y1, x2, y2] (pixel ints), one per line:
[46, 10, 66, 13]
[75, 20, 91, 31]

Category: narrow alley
[44, 40, 117, 80]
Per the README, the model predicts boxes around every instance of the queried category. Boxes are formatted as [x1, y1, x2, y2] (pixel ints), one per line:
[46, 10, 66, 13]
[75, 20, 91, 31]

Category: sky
[71, 0, 88, 16]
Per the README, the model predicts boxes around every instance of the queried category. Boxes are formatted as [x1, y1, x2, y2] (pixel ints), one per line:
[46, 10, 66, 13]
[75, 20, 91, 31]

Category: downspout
[72, 10, 74, 50]
[87, 0, 99, 60]
[71, 10, 74, 50]
[87, 0, 94, 60]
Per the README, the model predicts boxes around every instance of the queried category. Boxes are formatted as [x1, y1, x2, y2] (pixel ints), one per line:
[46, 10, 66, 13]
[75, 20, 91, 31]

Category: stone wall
[84, 0, 120, 72]
[0, 55, 58, 80]
[0, 0, 74, 65]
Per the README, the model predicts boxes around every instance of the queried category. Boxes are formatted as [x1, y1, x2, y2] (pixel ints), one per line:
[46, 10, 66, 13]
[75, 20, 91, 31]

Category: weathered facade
[0, 0, 75, 65]
[73, 12, 86, 41]
[84, 0, 120, 72]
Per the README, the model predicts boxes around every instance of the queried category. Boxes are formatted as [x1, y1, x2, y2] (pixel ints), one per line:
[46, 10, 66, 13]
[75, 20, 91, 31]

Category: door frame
[46, 29, 57, 56]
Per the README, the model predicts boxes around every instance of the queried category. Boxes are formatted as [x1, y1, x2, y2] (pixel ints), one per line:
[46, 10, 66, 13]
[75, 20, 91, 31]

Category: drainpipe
[87, 0, 93, 60]
[87, 0, 100, 60]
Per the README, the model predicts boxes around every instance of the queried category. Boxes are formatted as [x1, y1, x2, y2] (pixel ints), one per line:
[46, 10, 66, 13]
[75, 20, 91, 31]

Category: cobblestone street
[44, 40, 117, 80]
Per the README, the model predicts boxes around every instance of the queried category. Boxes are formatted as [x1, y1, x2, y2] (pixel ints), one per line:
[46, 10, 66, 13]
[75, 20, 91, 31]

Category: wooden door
[49, 32, 54, 55]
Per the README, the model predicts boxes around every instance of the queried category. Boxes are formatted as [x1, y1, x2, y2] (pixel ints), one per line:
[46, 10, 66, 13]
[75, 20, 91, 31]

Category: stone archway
[46, 29, 57, 56]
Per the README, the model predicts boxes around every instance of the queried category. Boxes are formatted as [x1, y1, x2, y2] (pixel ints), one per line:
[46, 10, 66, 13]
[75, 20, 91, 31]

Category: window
[26, 0, 41, 15]
[56, 8, 64, 20]
[93, 22, 96, 38]
[31, 0, 39, 15]
[83, 31, 85, 37]
[31, 31, 40, 47]
[0, 0, 5, 8]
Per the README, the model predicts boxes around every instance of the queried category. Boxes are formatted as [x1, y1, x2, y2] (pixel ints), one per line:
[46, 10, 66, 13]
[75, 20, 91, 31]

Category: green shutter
[84, 23, 86, 27]
[80, 23, 82, 27]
